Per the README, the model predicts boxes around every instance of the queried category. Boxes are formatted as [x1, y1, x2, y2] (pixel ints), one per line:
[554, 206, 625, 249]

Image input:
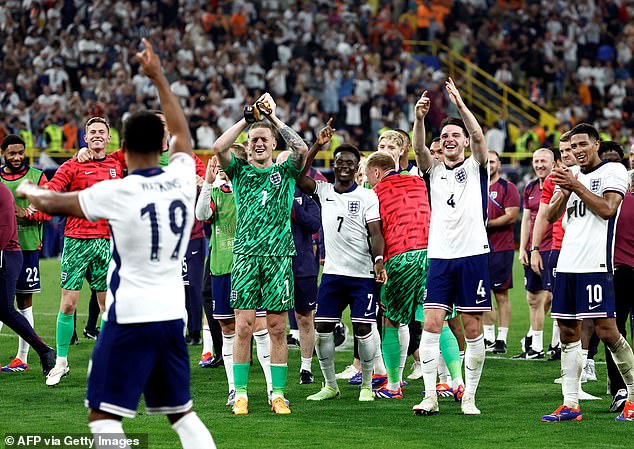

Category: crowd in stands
[1, 0, 634, 156]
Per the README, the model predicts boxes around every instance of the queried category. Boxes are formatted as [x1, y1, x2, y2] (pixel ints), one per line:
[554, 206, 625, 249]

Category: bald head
[532, 148, 554, 180]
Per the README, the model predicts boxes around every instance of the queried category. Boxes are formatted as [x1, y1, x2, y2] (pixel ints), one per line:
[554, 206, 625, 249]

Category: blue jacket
[291, 187, 321, 278]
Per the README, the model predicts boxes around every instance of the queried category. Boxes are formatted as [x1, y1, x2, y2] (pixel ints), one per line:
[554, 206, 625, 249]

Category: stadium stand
[1, 1, 634, 156]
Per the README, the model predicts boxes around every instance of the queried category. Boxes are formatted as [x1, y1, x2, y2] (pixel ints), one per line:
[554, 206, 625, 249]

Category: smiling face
[559, 140, 576, 167]
[532, 149, 554, 180]
[430, 140, 444, 162]
[2, 143, 26, 172]
[570, 133, 600, 170]
[333, 151, 359, 183]
[84, 121, 111, 152]
[440, 124, 468, 162]
[248, 126, 276, 166]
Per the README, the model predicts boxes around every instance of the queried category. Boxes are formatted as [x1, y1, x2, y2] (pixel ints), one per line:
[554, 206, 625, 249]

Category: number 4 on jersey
[447, 193, 456, 208]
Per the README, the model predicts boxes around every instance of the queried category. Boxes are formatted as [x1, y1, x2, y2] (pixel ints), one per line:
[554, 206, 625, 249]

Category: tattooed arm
[259, 92, 308, 170]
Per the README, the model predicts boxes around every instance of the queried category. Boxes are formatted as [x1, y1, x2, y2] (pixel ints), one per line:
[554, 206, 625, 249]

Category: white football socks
[398, 324, 410, 384]
[464, 335, 485, 401]
[202, 325, 212, 356]
[17, 306, 34, 363]
[315, 331, 337, 388]
[172, 412, 216, 449]
[561, 340, 583, 409]
[253, 329, 272, 393]
[357, 332, 377, 389]
[420, 331, 441, 399]
[608, 335, 634, 402]
[222, 333, 235, 391]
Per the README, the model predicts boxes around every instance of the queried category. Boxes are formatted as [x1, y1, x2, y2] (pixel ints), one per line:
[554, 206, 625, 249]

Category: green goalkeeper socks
[233, 363, 250, 395]
[271, 364, 288, 396]
[56, 311, 75, 358]
[382, 327, 401, 386]
[440, 325, 462, 381]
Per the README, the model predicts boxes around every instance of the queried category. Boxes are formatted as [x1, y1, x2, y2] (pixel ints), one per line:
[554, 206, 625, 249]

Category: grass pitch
[0, 257, 631, 448]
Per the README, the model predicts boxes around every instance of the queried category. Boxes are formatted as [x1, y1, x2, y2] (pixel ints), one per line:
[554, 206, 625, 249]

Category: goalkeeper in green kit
[212, 93, 308, 415]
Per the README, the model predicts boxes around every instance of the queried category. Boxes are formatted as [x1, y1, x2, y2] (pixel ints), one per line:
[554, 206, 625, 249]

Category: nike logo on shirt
[85, 171, 95, 175]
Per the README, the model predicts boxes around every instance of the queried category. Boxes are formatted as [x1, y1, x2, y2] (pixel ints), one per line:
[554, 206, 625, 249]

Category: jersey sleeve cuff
[603, 188, 625, 198]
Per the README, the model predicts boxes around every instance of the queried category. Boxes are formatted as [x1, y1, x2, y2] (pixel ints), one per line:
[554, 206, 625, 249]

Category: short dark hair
[122, 111, 164, 154]
[334, 143, 361, 163]
[1, 134, 26, 151]
[431, 137, 440, 144]
[488, 149, 500, 161]
[598, 140, 624, 159]
[549, 146, 562, 162]
[85, 116, 110, 131]
[440, 117, 469, 137]
[569, 123, 599, 142]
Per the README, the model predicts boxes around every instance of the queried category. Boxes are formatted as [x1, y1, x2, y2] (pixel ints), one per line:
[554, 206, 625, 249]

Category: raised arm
[136, 38, 191, 157]
[412, 91, 433, 173]
[212, 119, 248, 169]
[296, 119, 334, 194]
[261, 93, 308, 171]
[196, 157, 218, 221]
[445, 78, 487, 165]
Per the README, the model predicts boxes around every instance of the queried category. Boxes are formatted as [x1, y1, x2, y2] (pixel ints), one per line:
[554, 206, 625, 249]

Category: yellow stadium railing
[31, 148, 533, 170]
[403, 40, 559, 134]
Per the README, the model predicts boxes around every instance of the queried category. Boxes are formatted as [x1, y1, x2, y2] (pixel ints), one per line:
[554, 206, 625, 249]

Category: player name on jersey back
[78, 153, 196, 324]
[315, 181, 380, 278]
[427, 157, 490, 259]
[557, 161, 628, 273]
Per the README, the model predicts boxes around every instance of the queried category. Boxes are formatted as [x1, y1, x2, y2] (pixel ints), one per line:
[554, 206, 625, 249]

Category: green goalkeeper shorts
[230, 254, 294, 312]
[60, 237, 111, 291]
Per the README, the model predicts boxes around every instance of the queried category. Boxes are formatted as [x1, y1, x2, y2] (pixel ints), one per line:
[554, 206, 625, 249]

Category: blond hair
[378, 130, 406, 149]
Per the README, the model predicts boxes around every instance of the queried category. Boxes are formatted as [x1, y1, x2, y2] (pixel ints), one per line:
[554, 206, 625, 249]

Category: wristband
[374, 255, 384, 263]
[530, 246, 540, 252]
[243, 106, 256, 124]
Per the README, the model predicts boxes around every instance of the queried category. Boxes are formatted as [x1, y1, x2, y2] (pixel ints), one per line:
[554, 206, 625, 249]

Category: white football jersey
[426, 156, 490, 259]
[314, 181, 380, 278]
[556, 161, 628, 273]
[79, 153, 196, 324]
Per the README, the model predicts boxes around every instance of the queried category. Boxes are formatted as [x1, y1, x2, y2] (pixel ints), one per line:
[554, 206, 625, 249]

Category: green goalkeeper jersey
[224, 154, 300, 257]
[209, 186, 236, 276]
